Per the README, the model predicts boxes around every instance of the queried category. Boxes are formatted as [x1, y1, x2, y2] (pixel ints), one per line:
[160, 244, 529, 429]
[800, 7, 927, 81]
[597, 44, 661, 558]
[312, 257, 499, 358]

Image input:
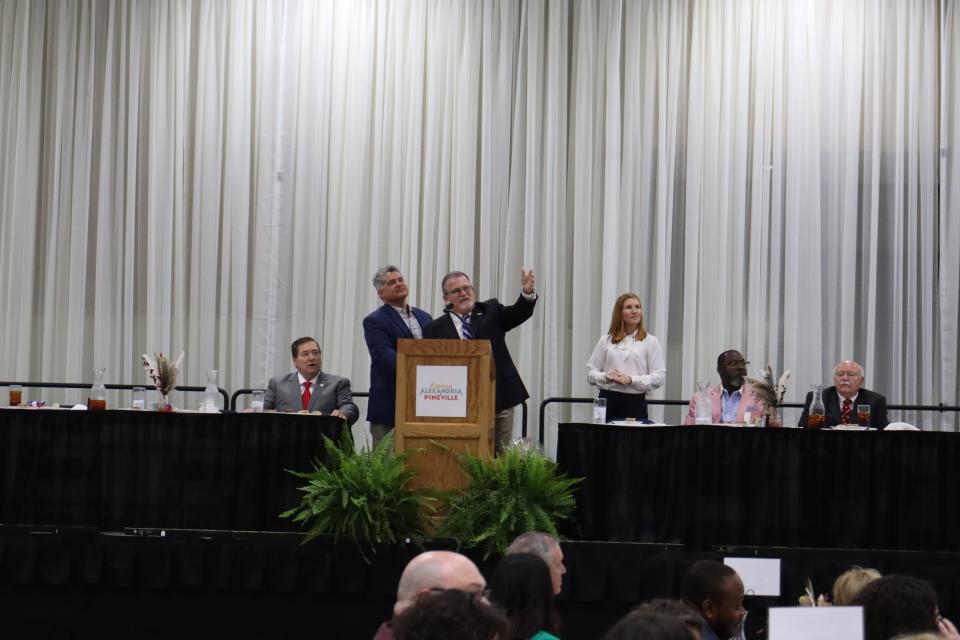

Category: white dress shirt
[586, 331, 667, 395]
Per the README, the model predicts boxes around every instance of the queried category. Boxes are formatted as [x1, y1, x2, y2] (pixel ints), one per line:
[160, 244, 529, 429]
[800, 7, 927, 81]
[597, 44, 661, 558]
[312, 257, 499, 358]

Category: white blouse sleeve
[629, 334, 666, 393]
[586, 335, 609, 387]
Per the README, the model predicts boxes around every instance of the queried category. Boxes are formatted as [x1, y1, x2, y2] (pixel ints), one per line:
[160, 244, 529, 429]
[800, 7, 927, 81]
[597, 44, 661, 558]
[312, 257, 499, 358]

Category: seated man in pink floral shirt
[684, 350, 762, 425]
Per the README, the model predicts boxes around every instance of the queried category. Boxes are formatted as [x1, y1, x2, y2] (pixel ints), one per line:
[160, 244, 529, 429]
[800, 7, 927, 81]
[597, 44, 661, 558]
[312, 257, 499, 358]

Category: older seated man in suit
[798, 360, 888, 428]
[685, 350, 762, 425]
[263, 336, 359, 424]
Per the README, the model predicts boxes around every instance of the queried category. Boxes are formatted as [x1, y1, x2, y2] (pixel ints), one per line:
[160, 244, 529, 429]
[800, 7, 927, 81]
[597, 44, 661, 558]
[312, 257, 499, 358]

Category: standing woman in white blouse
[586, 293, 666, 422]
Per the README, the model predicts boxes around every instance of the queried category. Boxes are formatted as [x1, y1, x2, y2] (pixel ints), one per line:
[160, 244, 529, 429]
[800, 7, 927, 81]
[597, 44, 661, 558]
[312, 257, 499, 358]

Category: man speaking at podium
[423, 269, 537, 454]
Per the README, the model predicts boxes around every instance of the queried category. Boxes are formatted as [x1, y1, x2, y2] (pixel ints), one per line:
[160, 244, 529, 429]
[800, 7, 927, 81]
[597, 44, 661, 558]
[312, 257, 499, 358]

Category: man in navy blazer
[363, 265, 433, 445]
[423, 269, 537, 454]
[263, 336, 359, 424]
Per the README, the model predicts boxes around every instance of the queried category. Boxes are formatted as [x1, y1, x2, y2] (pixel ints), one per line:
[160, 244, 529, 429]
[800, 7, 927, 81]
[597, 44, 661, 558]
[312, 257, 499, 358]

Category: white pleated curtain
[0, 0, 957, 451]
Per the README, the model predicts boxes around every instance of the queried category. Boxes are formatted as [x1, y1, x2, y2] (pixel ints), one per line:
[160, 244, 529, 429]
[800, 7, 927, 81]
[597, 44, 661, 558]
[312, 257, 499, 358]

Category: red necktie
[302, 380, 312, 411]
[841, 398, 852, 424]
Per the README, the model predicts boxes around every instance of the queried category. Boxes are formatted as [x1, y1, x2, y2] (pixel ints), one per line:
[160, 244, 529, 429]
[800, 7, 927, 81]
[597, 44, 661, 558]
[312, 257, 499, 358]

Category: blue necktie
[460, 314, 473, 339]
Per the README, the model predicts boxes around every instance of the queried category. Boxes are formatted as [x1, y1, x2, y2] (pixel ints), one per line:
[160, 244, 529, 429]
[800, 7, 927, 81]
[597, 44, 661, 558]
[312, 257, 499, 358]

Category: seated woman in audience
[603, 611, 696, 640]
[392, 588, 509, 640]
[587, 293, 666, 422]
[831, 565, 881, 605]
[488, 553, 561, 640]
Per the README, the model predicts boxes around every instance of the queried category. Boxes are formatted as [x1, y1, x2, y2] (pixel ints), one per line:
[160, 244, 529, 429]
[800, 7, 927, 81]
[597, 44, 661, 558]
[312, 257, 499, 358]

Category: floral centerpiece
[798, 578, 830, 607]
[746, 364, 790, 427]
[142, 351, 184, 411]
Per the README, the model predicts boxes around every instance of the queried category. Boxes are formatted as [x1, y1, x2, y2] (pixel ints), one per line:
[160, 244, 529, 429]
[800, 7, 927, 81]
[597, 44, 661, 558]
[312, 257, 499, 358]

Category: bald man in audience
[373, 550, 487, 640]
[798, 360, 888, 428]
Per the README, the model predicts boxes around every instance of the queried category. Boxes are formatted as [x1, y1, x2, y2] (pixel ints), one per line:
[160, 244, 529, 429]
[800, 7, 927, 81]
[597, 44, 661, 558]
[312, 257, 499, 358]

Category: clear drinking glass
[9, 384, 22, 407]
[251, 389, 265, 413]
[857, 404, 871, 427]
[593, 398, 607, 424]
[132, 387, 146, 410]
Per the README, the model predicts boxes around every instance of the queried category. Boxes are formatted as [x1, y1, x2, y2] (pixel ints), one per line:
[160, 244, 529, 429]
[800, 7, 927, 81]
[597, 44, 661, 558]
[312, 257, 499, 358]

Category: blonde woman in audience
[831, 566, 881, 605]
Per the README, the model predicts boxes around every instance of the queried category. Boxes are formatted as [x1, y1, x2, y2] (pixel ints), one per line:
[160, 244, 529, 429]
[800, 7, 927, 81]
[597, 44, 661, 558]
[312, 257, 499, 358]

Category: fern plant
[280, 426, 433, 556]
[439, 442, 582, 559]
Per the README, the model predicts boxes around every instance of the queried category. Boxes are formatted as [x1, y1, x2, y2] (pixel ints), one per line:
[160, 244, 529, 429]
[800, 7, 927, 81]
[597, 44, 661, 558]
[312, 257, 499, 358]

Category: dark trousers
[598, 389, 648, 422]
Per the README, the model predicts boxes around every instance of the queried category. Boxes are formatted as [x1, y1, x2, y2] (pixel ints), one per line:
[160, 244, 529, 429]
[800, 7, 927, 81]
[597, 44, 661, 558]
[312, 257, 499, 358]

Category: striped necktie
[460, 314, 473, 339]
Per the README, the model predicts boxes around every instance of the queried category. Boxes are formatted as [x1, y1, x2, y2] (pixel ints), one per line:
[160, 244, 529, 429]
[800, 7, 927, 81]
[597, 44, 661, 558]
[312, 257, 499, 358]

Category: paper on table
[768, 606, 863, 640]
[724, 557, 781, 596]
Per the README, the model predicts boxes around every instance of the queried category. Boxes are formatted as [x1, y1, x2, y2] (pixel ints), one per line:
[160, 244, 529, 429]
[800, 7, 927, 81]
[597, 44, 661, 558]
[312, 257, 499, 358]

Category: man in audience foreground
[681, 560, 746, 640]
[507, 531, 566, 596]
[373, 550, 488, 640]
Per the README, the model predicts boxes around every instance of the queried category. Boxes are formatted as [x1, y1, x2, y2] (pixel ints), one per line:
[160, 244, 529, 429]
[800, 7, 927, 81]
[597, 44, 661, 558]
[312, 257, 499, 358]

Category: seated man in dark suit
[798, 360, 888, 428]
[423, 269, 537, 454]
[263, 336, 359, 424]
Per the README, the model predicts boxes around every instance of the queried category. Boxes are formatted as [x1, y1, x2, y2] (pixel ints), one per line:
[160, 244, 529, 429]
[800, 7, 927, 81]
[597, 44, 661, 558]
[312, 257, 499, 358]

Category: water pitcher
[200, 369, 220, 413]
[90, 367, 107, 410]
[695, 380, 712, 425]
[807, 384, 826, 428]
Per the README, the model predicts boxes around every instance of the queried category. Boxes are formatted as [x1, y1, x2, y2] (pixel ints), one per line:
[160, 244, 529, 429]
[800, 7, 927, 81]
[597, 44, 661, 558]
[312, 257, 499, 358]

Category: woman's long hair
[607, 293, 647, 344]
[488, 553, 560, 640]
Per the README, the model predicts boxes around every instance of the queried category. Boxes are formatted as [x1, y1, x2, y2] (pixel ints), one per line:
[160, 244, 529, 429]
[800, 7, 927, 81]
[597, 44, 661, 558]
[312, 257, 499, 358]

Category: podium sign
[395, 339, 495, 492]
[415, 365, 468, 417]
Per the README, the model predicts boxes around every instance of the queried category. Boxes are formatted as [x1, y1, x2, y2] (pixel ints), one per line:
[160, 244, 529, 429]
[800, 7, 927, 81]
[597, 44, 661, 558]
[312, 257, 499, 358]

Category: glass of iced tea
[857, 404, 871, 427]
[9, 385, 22, 406]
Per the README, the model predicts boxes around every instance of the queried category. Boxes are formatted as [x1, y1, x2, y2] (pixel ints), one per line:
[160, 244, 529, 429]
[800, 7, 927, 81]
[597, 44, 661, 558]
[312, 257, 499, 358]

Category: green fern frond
[281, 424, 433, 560]
[439, 442, 583, 559]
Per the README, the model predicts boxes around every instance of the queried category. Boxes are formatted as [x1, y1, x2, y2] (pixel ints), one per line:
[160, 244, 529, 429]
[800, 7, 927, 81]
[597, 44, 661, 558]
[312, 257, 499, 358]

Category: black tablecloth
[557, 423, 960, 551]
[0, 408, 345, 531]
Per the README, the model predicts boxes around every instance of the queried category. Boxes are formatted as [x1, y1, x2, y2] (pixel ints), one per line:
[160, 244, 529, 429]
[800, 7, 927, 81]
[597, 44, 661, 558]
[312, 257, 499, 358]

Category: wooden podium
[394, 338, 495, 492]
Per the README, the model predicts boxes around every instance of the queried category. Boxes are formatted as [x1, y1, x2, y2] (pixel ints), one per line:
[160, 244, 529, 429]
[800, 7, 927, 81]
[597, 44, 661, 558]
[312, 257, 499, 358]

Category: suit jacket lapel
[309, 373, 328, 412]
[439, 314, 458, 338]
[384, 305, 414, 339]
[826, 387, 842, 424]
[710, 386, 722, 423]
[289, 375, 304, 410]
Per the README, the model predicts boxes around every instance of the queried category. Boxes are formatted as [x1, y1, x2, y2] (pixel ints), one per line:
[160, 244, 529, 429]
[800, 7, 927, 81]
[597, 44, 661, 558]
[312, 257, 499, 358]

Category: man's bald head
[394, 551, 486, 617]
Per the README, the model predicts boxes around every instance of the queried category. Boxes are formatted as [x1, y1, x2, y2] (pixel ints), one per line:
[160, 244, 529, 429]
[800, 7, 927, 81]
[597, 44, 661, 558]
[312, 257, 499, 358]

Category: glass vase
[807, 384, 826, 428]
[694, 380, 712, 425]
[764, 406, 783, 428]
[89, 367, 107, 411]
[200, 369, 220, 413]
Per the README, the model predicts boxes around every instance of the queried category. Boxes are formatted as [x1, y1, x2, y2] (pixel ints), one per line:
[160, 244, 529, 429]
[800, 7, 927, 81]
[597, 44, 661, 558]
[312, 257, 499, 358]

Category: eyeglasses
[835, 371, 861, 378]
[428, 586, 491, 600]
[445, 285, 474, 296]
